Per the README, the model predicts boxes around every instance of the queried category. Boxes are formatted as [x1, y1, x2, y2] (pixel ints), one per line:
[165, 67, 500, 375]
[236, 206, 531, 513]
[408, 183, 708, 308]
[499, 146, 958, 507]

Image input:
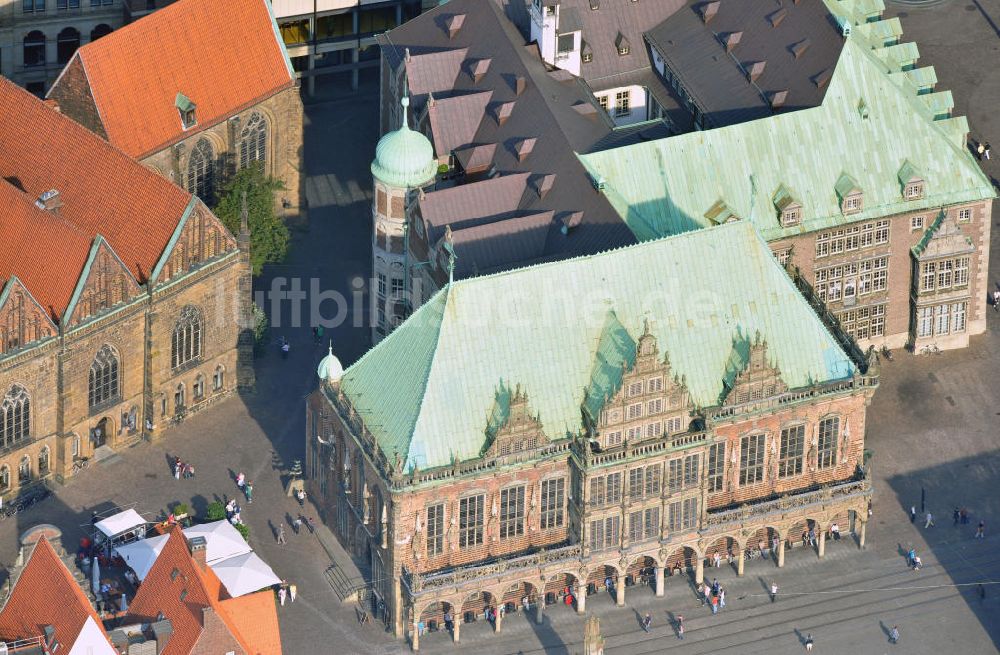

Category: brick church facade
[46, 0, 304, 217]
[0, 79, 253, 500]
[305, 221, 877, 649]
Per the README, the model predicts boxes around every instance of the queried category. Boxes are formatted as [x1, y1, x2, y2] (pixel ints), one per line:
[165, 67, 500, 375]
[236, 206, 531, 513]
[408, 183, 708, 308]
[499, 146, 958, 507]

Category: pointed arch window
[239, 112, 268, 170]
[38, 446, 50, 476]
[171, 306, 202, 369]
[186, 138, 215, 202]
[18, 455, 30, 483]
[1, 385, 30, 447]
[0, 466, 8, 492]
[213, 365, 225, 391]
[89, 345, 120, 409]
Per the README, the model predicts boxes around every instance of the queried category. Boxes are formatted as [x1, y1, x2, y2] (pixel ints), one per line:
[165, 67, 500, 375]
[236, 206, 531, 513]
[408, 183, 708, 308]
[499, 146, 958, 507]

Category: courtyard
[3, 1, 1000, 653]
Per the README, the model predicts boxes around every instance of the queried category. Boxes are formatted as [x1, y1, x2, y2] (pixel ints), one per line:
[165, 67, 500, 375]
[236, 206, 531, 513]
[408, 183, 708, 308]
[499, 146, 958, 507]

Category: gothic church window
[1, 385, 30, 447]
[171, 305, 203, 369]
[239, 112, 268, 170]
[89, 345, 120, 409]
[186, 138, 215, 202]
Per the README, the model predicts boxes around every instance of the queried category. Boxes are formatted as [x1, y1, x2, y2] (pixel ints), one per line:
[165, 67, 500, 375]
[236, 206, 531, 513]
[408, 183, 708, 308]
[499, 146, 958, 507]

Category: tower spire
[401, 96, 411, 130]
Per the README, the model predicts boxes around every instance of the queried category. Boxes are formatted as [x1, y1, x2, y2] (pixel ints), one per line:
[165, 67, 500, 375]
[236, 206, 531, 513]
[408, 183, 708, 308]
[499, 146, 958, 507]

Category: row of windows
[606, 415, 685, 447]
[590, 453, 699, 506]
[837, 304, 887, 341]
[185, 113, 269, 202]
[815, 256, 888, 302]
[919, 257, 970, 293]
[427, 478, 566, 556]
[916, 302, 967, 339]
[596, 91, 631, 118]
[21, 25, 112, 68]
[0, 449, 48, 491]
[815, 220, 889, 258]
[592, 497, 699, 551]
[23, 0, 113, 11]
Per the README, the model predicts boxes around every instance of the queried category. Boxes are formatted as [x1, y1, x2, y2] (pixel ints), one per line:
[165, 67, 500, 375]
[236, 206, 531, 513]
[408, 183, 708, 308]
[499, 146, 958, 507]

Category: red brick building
[305, 221, 878, 648]
[0, 79, 253, 499]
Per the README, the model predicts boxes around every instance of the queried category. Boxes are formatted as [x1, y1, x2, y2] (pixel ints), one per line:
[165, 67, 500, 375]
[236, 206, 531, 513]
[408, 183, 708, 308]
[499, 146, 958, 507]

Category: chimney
[700, 1, 720, 24]
[188, 535, 208, 570]
[35, 189, 63, 214]
[151, 619, 173, 655]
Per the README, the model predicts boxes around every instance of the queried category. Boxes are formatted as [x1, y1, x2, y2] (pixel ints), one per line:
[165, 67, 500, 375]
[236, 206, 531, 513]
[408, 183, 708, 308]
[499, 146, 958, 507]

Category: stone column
[412, 620, 419, 651]
[737, 548, 745, 576]
[615, 579, 625, 607]
[654, 566, 665, 597]
[859, 520, 867, 549]
[495, 607, 502, 634]
[576, 582, 587, 614]
[818, 530, 826, 558]
[695, 557, 704, 585]
[453, 620, 460, 643]
[535, 598, 544, 625]
[777, 539, 786, 568]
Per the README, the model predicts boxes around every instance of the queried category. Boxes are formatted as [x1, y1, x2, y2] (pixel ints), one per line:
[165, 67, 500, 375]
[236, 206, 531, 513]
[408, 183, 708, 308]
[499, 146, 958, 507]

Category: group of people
[906, 547, 923, 571]
[700, 578, 727, 614]
[173, 457, 194, 480]
[976, 140, 992, 161]
[276, 581, 297, 606]
[236, 471, 254, 503]
[225, 498, 244, 526]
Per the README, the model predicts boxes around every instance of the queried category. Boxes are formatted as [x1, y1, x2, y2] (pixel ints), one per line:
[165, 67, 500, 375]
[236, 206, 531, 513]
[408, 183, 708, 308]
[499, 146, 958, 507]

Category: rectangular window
[605, 431, 622, 447]
[707, 443, 725, 492]
[779, 425, 805, 477]
[817, 417, 839, 469]
[937, 260, 953, 289]
[626, 403, 643, 419]
[629, 510, 643, 543]
[626, 426, 641, 441]
[665, 416, 684, 434]
[426, 504, 444, 557]
[682, 497, 698, 529]
[815, 233, 830, 258]
[645, 421, 661, 439]
[630, 506, 659, 542]
[952, 302, 967, 333]
[935, 303, 951, 335]
[958, 208, 972, 222]
[918, 306, 934, 338]
[629, 468, 643, 499]
[667, 458, 682, 493]
[540, 478, 565, 529]
[843, 195, 862, 214]
[667, 501, 681, 532]
[911, 215, 925, 231]
[598, 95, 609, 112]
[647, 398, 663, 414]
[390, 277, 404, 299]
[874, 220, 890, 244]
[644, 464, 661, 497]
[921, 262, 936, 292]
[589, 515, 620, 551]
[683, 454, 699, 488]
[647, 377, 663, 392]
[499, 486, 525, 539]
[954, 257, 970, 287]
[458, 494, 484, 548]
[376, 273, 387, 298]
[773, 248, 791, 266]
[626, 381, 643, 397]
[614, 90, 630, 117]
[739, 434, 766, 486]
[905, 182, 923, 199]
[557, 33, 575, 54]
[589, 472, 622, 506]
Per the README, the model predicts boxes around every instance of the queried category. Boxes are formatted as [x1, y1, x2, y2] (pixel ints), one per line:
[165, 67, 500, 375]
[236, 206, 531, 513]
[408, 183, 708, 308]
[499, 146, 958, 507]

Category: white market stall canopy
[183, 521, 252, 565]
[95, 509, 148, 539]
[211, 552, 282, 598]
[114, 534, 169, 581]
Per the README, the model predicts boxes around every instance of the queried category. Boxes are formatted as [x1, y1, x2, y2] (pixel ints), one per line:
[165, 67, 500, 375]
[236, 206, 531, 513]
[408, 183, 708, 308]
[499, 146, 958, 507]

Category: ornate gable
[64, 237, 143, 328]
[154, 201, 237, 284]
[0, 277, 58, 356]
[720, 332, 788, 406]
[482, 382, 547, 459]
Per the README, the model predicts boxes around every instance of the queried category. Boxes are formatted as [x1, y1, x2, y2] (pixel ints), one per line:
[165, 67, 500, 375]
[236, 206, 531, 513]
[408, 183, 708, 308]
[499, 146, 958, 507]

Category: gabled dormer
[720, 331, 788, 406]
[64, 236, 143, 328]
[482, 382, 547, 458]
[835, 172, 863, 215]
[704, 199, 740, 225]
[175, 92, 196, 130]
[0, 277, 58, 357]
[897, 160, 924, 200]
[772, 184, 802, 227]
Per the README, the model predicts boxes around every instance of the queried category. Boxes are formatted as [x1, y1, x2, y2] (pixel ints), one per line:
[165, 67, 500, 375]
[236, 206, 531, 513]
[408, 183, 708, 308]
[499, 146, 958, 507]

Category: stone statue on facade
[362, 482, 371, 524]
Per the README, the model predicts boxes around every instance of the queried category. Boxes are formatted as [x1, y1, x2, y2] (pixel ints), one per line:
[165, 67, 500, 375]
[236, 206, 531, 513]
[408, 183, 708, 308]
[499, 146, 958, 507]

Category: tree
[214, 163, 289, 275]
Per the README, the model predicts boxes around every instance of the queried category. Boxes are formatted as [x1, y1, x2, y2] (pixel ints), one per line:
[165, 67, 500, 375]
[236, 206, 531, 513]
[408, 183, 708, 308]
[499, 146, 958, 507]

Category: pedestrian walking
[710, 594, 719, 615]
[770, 581, 779, 603]
[281, 338, 290, 359]
[719, 588, 726, 609]
[954, 507, 961, 526]
[702, 583, 712, 606]
[237, 472, 246, 488]
[676, 615, 684, 640]
[910, 506, 917, 523]
[907, 548, 916, 567]
[712, 578, 720, 595]
[925, 512, 934, 528]
[277, 525, 287, 545]
[713, 551, 721, 568]
[994, 291, 1000, 313]
[912, 555, 922, 571]
[278, 586, 287, 606]
[805, 633, 815, 651]
[961, 507, 970, 524]
[245, 481, 253, 503]
[986, 142, 992, 160]
[174, 460, 181, 480]
[642, 613, 652, 632]
[292, 516, 303, 534]
[977, 142, 986, 160]
[889, 625, 899, 644]
[976, 520, 986, 539]
[289, 583, 297, 603]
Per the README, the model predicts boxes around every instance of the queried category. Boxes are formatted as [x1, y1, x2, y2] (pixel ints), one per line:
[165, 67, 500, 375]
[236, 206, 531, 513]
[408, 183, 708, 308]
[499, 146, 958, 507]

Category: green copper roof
[579, 34, 995, 243]
[371, 97, 437, 189]
[337, 221, 855, 471]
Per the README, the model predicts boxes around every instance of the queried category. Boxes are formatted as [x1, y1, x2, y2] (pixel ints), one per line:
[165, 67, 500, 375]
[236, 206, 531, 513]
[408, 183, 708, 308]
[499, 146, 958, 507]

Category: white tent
[114, 534, 169, 581]
[183, 520, 252, 565]
[95, 509, 147, 539]
[211, 552, 281, 598]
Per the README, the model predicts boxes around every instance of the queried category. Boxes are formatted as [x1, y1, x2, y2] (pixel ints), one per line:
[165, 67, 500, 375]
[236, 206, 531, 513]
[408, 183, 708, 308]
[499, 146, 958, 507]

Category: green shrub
[234, 522, 250, 541]
[205, 501, 226, 521]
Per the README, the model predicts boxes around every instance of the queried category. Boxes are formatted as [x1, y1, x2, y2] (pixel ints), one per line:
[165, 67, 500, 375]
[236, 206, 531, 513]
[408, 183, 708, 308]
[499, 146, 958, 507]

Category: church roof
[334, 220, 855, 470]
[57, 0, 294, 159]
[0, 78, 197, 321]
[579, 32, 994, 242]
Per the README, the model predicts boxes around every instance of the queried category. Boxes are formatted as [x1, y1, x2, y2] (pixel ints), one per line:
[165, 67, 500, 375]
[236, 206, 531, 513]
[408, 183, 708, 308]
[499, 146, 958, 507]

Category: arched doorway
[585, 564, 620, 602]
[418, 600, 456, 639]
[91, 417, 111, 448]
[705, 536, 738, 573]
[543, 572, 579, 610]
[499, 580, 540, 617]
[459, 590, 496, 628]
[626, 556, 657, 595]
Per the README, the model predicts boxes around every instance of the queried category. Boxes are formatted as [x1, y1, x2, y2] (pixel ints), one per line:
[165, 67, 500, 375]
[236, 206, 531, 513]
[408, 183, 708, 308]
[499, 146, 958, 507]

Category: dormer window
[843, 193, 863, 214]
[835, 173, 863, 216]
[904, 181, 924, 200]
[615, 32, 630, 56]
[175, 92, 197, 130]
[898, 161, 924, 201]
[582, 52, 593, 63]
[781, 206, 801, 227]
[772, 185, 801, 227]
[618, 44, 630, 56]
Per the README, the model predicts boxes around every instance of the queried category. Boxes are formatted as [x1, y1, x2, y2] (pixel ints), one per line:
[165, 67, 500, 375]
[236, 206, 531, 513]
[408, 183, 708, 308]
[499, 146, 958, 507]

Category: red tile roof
[125, 528, 280, 655]
[0, 78, 193, 320]
[70, 0, 294, 159]
[0, 537, 113, 650]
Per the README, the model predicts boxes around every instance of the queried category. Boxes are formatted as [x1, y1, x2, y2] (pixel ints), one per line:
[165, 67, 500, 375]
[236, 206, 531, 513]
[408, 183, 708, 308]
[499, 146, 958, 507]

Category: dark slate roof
[644, 1, 845, 128]
[379, 0, 637, 275]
